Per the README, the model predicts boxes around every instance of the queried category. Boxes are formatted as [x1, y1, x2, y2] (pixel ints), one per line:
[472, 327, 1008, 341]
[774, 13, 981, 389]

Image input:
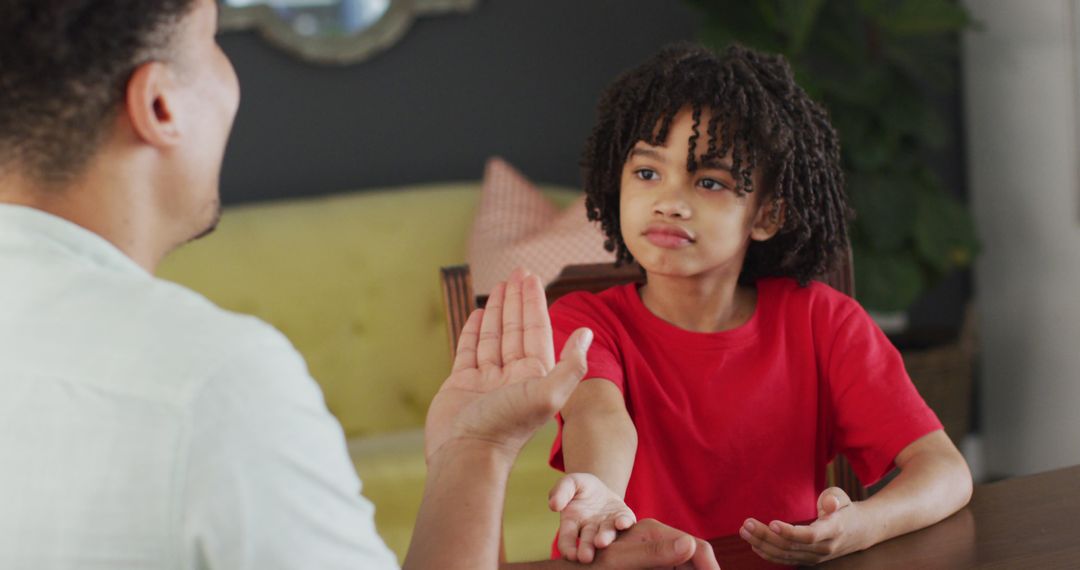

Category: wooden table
[708, 465, 1080, 569]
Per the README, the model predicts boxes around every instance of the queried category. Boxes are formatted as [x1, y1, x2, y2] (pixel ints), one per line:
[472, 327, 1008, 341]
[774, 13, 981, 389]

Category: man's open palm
[425, 269, 592, 463]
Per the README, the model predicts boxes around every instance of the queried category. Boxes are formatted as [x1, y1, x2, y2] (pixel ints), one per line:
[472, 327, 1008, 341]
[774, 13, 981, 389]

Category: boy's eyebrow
[698, 158, 733, 171]
[628, 146, 734, 171]
[627, 147, 667, 163]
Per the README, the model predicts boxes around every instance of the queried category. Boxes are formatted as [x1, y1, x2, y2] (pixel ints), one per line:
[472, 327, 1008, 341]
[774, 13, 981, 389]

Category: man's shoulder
[87, 273, 303, 404]
[134, 274, 291, 352]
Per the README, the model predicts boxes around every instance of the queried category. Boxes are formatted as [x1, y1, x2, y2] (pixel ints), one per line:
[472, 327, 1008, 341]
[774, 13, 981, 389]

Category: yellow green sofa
[157, 182, 576, 562]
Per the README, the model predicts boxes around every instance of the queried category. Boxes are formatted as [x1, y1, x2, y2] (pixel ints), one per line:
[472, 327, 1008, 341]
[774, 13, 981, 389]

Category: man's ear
[125, 61, 181, 148]
[750, 197, 785, 242]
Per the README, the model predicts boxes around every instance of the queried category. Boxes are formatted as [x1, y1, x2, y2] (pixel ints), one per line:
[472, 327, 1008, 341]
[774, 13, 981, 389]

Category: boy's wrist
[845, 500, 884, 553]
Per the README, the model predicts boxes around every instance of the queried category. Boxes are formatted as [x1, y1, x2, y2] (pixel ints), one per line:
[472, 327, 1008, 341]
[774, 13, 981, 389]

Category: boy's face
[618, 107, 781, 282]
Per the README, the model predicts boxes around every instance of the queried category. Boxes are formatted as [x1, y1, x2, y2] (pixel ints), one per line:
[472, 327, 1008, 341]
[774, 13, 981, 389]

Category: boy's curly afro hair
[582, 42, 850, 285]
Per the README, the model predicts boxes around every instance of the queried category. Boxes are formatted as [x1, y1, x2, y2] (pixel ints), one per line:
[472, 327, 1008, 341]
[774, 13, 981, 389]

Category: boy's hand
[591, 518, 721, 569]
[424, 269, 592, 464]
[739, 487, 867, 565]
[549, 472, 638, 563]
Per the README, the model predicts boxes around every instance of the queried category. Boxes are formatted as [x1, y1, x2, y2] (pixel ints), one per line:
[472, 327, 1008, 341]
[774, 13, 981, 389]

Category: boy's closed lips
[643, 222, 695, 248]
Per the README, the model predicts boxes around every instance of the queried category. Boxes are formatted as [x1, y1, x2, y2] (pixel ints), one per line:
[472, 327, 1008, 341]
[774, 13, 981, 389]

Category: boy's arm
[554, 378, 638, 562]
[561, 378, 638, 495]
[740, 429, 972, 565]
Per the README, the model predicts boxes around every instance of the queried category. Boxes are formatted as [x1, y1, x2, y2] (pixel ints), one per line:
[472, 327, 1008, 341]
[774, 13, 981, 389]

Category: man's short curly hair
[0, 0, 197, 184]
[582, 42, 850, 285]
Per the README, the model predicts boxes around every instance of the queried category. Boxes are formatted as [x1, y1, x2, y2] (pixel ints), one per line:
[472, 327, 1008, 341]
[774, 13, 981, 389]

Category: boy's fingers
[615, 512, 636, 530]
[818, 487, 851, 516]
[769, 521, 833, 554]
[595, 519, 617, 548]
[770, 520, 817, 545]
[741, 519, 801, 553]
[578, 524, 598, 563]
[547, 475, 577, 512]
[557, 520, 582, 561]
[751, 543, 816, 566]
[450, 310, 483, 373]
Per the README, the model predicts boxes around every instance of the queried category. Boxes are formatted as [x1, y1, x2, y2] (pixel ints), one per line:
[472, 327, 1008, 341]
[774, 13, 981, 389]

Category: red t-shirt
[549, 277, 942, 540]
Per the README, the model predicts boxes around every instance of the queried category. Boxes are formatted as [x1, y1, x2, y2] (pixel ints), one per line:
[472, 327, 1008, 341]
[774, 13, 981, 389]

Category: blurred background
[161, 0, 1080, 560]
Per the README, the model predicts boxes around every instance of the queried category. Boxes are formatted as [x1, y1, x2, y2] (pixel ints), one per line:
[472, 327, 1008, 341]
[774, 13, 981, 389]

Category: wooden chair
[439, 249, 868, 501]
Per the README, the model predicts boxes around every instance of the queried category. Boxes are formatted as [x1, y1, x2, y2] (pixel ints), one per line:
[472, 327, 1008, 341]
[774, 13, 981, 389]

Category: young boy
[546, 43, 973, 566]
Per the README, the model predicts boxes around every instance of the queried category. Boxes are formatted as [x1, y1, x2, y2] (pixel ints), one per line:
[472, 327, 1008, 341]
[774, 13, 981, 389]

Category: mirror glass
[218, 0, 479, 65]
[222, 0, 391, 38]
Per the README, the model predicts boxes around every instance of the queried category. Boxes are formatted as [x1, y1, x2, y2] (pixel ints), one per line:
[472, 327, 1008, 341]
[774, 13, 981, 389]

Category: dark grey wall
[217, 0, 697, 204]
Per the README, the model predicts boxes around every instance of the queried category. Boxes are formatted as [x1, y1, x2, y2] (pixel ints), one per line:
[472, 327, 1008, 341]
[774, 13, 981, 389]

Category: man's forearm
[562, 412, 637, 496]
[404, 440, 516, 570]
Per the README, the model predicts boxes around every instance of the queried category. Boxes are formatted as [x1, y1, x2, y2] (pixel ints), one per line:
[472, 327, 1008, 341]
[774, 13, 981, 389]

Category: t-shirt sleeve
[183, 326, 400, 570]
[550, 294, 625, 392]
[548, 293, 625, 471]
[824, 304, 943, 486]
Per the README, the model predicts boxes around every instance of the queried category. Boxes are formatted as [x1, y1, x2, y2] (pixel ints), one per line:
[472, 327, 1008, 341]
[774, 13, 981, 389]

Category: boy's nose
[652, 195, 691, 219]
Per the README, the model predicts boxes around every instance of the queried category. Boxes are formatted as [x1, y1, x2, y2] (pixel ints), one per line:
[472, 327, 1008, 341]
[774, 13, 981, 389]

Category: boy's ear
[124, 61, 182, 148]
[750, 197, 785, 242]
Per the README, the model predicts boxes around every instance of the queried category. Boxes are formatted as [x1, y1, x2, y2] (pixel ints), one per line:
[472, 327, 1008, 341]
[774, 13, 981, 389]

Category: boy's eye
[699, 178, 728, 191]
[635, 168, 659, 181]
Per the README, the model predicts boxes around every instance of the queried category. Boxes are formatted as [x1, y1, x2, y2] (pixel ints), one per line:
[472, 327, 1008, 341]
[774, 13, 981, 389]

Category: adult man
[0, 1, 718, 568]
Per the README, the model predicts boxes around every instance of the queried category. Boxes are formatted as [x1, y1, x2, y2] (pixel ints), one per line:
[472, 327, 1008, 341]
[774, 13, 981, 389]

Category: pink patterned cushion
[467, 157, 616, 295]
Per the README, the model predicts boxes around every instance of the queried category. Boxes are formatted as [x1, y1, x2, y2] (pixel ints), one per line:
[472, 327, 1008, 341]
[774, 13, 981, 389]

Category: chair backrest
[439, 245, 867, 500]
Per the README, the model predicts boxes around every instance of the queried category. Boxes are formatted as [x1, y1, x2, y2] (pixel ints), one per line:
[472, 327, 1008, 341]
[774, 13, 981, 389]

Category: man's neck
[0, 162, 168, 273]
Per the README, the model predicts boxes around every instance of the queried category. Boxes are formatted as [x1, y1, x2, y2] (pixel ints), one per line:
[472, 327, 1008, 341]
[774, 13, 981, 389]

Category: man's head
[1, 0, 195, 182]
[0, 0, 240, 263]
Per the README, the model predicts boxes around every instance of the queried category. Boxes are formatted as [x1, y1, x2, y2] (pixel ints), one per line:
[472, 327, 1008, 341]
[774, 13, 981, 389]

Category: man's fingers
[557, 519, 582, 561]
[680, 538, 720, 570]
[521, 272, 556, 371]
[476, 282, 505, 368]
[547, 475, 577, 512]
[543, 327, 592, 404]
[450, 309, 483, 373]
[608, 534, 697, 568]
[501, 271, 525, 364]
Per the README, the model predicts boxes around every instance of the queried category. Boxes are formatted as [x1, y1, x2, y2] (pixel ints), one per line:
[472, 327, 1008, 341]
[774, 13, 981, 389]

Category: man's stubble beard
[187, 199, 221, 243]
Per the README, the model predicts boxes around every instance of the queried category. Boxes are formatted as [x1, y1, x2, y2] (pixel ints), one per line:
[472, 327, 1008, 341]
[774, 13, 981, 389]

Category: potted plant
[683, 0, 979, 330]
